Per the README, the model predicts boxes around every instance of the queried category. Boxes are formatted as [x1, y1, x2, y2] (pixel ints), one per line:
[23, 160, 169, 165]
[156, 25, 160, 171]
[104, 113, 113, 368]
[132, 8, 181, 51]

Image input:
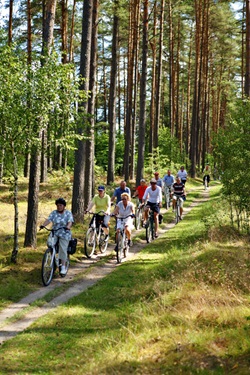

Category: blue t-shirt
[163, 174, 175, 187]
[113, 187, 131, 203]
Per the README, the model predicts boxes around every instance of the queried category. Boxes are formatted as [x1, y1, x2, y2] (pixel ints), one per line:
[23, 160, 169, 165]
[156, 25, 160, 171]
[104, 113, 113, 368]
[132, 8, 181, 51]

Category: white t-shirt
[142, 186, 162, 204]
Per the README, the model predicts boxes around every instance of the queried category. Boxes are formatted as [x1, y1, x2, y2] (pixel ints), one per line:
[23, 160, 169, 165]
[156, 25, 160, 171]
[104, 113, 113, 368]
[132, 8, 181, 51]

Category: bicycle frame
[41, 227, 69, 286]
[145, 206, 156, 243]
[204, 175, 208, 190]
[164, 186, 172, 209]
[84, 211, 108, 258]
[135, 200, 143, 230]
[115, 214, 133, 263]
[175, 196, 182, 224]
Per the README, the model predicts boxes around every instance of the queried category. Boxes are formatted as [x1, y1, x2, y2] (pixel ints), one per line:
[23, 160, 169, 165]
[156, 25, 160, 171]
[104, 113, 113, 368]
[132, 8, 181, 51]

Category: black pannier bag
[67, 238, 77, 254]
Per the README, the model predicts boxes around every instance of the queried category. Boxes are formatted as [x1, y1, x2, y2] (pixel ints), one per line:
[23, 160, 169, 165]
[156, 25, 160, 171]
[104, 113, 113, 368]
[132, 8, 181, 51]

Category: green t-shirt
[92, 194, 110, 214]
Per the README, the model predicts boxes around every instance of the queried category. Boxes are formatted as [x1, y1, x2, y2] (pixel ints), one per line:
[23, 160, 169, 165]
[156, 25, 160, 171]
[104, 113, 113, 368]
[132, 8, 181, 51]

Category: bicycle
[115, 214, 134, 263]
[135, 200, 144, 230]
[204, 175, 208, 190]
[41, 227, 72, 286]
[164, 185, 172, 209]
[174, 195, 183, 224]
[84, 211, 109, 258]
[145, 205, 159, 243]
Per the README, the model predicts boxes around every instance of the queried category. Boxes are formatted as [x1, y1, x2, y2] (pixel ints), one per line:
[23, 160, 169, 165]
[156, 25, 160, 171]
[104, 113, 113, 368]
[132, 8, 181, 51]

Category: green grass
[0, 178, 250, 374]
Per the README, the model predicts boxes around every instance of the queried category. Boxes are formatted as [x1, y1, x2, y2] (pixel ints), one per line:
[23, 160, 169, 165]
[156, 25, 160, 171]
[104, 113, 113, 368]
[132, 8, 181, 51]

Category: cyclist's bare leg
[154, 212, 159, 234]
[125, 226, 131, 240]
[180, 207, 183, 217]
[144, 207, 149, 223]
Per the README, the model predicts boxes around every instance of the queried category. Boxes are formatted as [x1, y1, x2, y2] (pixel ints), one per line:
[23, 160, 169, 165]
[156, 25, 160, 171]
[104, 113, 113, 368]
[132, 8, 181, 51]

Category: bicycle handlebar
[112, 214, 135, 219]
[39, 226, 69, 232]
[85, 210, 108, 215]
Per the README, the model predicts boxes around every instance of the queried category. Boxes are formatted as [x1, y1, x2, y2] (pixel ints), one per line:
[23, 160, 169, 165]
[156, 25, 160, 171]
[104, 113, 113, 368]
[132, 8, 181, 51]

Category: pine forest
[0, 0, 250, 253]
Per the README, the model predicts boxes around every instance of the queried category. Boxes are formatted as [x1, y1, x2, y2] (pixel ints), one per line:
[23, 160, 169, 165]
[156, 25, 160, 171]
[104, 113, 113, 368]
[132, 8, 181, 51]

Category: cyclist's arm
[66, 221, 73, 230]
[86, 200, 94, 212]
[40, 218, 51, 227]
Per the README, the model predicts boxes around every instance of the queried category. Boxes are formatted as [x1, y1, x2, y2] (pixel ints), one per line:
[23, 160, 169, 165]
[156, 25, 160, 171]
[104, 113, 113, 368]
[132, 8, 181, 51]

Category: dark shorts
[146, 202, 160, 214]
[203, 175, 210, 184]
[181, 179, 187, 185]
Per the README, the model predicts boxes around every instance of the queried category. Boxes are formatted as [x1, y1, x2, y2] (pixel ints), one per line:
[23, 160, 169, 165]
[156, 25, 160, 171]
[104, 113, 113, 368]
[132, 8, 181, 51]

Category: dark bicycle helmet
[55, 197, 66, 206]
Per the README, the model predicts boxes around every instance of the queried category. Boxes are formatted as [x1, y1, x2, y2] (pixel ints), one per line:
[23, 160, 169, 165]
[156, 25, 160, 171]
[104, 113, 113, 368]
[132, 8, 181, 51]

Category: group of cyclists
[40, 164, 211, 276]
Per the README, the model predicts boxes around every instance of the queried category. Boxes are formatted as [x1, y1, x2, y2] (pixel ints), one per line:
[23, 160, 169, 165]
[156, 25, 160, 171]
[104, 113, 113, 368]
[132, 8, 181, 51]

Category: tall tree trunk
[245, 0, 250, 97]
[61, 0, 68, 64]
[72, 0, 93, 220]
[190, 0, 202, 178]
[8, 0, 13, 45]
[24, 143, 41, 247]
[69, 0, 77, 62]
[84, 0, 98, 206]
[154, 0, 165, 150]
[136, 0, 148, 186]
[149, 4, 157, 155]
[123, 0, 136, 181]
[10, 142, 19, 262]
[107, 0, 119, 185]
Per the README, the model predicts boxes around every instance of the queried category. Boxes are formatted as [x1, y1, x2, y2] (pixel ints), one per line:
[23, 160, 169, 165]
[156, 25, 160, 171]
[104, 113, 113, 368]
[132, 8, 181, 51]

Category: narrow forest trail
[0, 186, 210, 345]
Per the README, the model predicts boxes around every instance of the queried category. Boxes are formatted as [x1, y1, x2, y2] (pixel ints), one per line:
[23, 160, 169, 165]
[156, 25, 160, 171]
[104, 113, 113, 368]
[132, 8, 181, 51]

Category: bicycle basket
[47, 233, 53, 247]
[67, 238, 77, 254]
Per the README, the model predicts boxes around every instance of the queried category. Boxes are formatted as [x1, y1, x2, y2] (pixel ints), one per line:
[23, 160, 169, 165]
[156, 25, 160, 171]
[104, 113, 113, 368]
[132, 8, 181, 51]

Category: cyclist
[133, 178, 147, 203]
[163, 169, 175, 189]
[111, 180, 131, 204]
[40, 198, 73, 276]
[177, 166, 188, 185]
[154, 172, 163, 189]
[113, 193, 135, 248]
[86, 185, 111, 244]
[203, 164, 211, 187]
[142, 178, 162, 238]
[172, 177, 186, 220]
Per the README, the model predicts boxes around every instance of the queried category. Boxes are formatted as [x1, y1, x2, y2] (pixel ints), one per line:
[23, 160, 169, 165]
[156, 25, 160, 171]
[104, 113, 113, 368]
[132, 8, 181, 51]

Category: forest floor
[0, 186, 209, 345]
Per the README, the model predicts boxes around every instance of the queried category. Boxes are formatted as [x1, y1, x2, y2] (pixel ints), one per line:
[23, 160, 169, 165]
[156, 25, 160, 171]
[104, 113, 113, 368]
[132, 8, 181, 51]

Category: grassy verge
[1, 182, 249, 374]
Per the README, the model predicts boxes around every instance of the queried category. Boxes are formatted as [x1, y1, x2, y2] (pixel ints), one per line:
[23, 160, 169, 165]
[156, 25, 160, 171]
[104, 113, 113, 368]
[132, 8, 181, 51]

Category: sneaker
[104, 235, 109, 242]
[155, 233, 158, 238]
[60, 265, 66, 275]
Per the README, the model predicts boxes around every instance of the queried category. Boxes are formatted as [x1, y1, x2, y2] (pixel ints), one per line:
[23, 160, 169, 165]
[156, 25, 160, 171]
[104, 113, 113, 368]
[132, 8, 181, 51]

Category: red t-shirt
[136, 185, 147, 200]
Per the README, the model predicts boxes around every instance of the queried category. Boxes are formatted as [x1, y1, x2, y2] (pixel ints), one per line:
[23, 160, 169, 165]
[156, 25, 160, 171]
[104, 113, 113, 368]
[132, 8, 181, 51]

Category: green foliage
[95, 124, 125, 174]
[213, 99, 250, 232]
[0, 46, 86, 177]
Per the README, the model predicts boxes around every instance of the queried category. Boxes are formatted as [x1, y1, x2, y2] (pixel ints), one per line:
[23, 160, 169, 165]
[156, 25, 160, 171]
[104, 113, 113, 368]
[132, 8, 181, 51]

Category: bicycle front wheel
[135, 208, 142, 230]
[175, 204, 180, 224]
[116, 232, 123, 263]
[146, 221, 153, 243]
[99, 231, 108, 254]
[84, 228, 96, 258]
[41, 248, 54, 286]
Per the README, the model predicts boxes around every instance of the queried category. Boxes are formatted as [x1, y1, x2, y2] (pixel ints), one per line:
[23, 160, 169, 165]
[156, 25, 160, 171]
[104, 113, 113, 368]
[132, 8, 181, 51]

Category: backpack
[67, 238, 77, 255]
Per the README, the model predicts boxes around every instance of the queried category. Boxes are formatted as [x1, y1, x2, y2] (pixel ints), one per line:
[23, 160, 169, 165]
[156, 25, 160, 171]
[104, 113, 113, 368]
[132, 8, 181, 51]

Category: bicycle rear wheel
[84, 228, 96, 258]
[116, 232, 123, 263]
[41, 248, 54, 286]
[135, 208, 142, 230]
[99, 231, 108, 253]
